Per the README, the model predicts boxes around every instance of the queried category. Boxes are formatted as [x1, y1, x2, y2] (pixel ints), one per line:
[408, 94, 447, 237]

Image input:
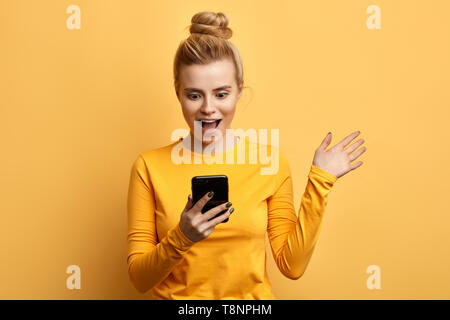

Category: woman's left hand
[312, 131, 367, 179]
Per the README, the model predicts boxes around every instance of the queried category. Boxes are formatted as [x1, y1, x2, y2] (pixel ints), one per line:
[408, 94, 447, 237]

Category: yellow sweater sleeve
[267, 152, 337, 280]
[126, 155, 196, 293]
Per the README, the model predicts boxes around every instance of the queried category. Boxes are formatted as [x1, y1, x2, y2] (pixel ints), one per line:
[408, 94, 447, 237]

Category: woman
[127, 11, 366, 299]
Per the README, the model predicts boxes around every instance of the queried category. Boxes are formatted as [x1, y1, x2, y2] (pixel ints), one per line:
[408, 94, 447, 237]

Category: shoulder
[247, 137, 290, 177]
[141, 139, 180, 159]
[131, 139, 181, 170]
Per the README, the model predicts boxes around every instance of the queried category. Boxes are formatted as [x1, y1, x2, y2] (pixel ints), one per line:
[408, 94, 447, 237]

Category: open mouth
[200, 119, 221, 130]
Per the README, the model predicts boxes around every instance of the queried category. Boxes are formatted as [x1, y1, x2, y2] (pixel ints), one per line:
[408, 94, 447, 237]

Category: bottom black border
[0, 300, 446, 318]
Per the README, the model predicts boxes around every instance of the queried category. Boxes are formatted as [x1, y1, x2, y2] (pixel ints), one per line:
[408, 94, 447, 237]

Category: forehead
[180, 59, 235, 89]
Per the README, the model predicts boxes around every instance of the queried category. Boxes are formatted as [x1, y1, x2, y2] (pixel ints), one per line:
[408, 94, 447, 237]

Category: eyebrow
[183, 85, 232, 92]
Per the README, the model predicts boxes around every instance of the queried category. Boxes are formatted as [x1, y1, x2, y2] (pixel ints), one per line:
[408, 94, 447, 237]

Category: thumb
[318, 132, 332, 151]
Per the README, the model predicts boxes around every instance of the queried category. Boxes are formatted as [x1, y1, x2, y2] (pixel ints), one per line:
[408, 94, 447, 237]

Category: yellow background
[1, 0, 449, 299]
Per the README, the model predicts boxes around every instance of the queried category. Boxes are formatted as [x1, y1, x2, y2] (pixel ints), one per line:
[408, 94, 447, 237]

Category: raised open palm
[312, 131, 367, 179]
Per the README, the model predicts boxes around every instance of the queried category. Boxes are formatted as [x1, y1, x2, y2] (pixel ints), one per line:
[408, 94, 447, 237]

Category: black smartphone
[191, 175, 229, 223]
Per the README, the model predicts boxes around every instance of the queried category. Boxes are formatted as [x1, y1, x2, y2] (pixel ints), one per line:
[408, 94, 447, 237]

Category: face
[177, 58, 243, 147]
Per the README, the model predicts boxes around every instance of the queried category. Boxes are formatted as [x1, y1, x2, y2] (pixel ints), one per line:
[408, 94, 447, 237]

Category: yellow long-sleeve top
[127, 134, 337, 299]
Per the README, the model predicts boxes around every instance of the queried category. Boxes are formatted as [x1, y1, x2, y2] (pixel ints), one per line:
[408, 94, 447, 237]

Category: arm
[127, 155, 196, 293]
[267, 152, 337, 280]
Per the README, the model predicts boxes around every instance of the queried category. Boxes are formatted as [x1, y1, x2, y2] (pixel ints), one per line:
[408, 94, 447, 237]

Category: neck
[185, 131, 239, 155]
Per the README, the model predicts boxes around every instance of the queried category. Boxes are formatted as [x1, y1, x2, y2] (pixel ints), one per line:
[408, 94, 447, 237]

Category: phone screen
[191, 175, 229, 223]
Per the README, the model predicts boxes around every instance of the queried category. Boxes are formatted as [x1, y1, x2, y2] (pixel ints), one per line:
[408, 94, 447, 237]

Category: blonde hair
[173, 11, 244, 98]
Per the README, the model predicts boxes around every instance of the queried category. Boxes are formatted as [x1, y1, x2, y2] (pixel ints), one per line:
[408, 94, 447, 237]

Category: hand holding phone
[177, 175, 233, 243]
[192, 175, 229, 223]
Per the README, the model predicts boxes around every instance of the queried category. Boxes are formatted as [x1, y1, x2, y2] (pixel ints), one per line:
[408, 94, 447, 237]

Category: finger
[318, 132, 332, 151]
[337, 131, 361, 149]
[192, 190, 214, 213]
[349, 146, 367, 162]
[183, 194, 193, 212]
[202, 201, 232, 222]
[203, 208, 232, 230]
[344, 138, 365, 154]
[350, 161, 363, 171]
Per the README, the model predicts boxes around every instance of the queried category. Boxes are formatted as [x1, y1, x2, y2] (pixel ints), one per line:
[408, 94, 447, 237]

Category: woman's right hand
[178, 191, 233, 242]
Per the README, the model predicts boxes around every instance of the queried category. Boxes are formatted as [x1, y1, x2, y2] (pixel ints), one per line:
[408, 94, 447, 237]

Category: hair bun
[189, 11, 232, 39]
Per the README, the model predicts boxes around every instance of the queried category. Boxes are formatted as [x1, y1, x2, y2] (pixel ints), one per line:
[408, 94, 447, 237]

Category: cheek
[221, 103, 236, 119]
[218, 114, 234, 129]
[181, 102, 196, 118]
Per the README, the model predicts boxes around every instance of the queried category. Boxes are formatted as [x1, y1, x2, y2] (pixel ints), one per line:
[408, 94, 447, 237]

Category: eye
[187, 94, 200, 100]
[217, 92, 229, 98]
[186, 92, 229, 100]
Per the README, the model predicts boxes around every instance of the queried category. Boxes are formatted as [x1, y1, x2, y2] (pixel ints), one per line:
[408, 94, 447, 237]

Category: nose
[199, 95, 216, 114]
